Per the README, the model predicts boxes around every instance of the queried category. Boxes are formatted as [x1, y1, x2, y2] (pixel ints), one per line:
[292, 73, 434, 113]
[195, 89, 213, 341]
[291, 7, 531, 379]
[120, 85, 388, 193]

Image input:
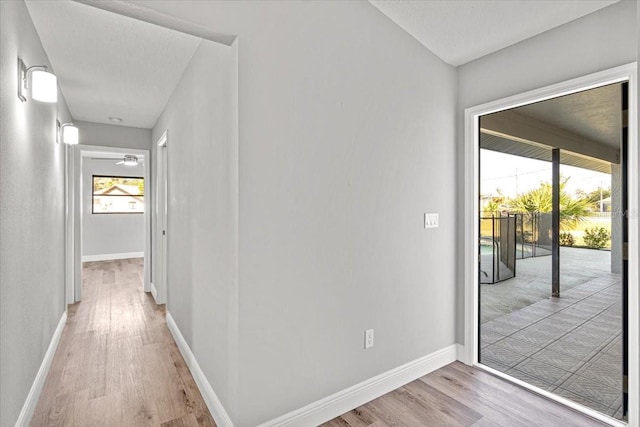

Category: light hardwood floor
[323, 361, 608, 427]
[30, 258, 215, 427]
[31, 259, 611, 427]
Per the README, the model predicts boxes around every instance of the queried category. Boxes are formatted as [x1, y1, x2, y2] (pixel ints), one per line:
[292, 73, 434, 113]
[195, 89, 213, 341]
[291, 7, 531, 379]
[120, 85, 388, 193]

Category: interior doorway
[67, 145, 151, 302]
[464, 64, 639, 425]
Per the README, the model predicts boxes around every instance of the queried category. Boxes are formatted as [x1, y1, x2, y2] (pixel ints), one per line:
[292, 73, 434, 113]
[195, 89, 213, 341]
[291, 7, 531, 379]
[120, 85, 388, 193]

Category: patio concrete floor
[480, 247, 623, 420]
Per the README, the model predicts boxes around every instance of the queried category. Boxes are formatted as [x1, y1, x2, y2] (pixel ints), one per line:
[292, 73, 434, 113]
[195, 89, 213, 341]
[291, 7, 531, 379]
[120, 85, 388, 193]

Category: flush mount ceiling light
[109, 117, 123, 124]
[17, 57, 57, 103]
[117, 155, 139, 166]
[60, 123, 79, 145]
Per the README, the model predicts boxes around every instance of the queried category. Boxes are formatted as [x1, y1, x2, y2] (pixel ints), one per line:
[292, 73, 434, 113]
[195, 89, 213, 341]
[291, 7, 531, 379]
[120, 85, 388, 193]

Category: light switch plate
[424, 213, 439, 228]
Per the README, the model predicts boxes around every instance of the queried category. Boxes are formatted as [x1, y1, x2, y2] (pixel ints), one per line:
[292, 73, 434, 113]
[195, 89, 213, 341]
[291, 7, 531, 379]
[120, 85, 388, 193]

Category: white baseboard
[82, 252, 144, 262]
[166, 312, 234, 427]
[150, 282, 159, 303]
[15, 311, 67, 427]
[259, 343, 459, 427]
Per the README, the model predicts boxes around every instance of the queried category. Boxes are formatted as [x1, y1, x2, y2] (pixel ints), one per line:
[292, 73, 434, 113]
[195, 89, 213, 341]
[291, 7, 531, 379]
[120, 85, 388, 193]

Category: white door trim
[153, 130, 168, 304]
[65, 144, 76, 305]
[66, 144, 152, 301]
[463, 62, 638, 426]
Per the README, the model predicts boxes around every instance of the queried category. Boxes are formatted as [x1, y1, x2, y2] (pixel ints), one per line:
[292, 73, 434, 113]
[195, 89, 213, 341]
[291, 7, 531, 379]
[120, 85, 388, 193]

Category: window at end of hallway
[92, 175, 144, 214]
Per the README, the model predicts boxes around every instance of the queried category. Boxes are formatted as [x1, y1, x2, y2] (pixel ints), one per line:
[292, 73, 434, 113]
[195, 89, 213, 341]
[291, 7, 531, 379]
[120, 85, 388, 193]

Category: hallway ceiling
[25, 0, 201, 129]
[369, 0, 619, 66]
[23, 0, 621, 129]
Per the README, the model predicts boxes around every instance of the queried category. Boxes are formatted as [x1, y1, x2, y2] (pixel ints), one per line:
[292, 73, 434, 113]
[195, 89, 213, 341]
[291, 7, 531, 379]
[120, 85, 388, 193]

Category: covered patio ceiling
[480, 133, 612, 173]
[480, 83, 623, 173]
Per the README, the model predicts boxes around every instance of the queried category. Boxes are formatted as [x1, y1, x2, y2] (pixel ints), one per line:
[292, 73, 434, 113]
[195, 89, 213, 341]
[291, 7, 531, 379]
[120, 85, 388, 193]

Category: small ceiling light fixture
[117, 154, 139, 166]
[17, 57, 57, 103]
[60, 123, 79, 145]
[109, 117, 123, 124]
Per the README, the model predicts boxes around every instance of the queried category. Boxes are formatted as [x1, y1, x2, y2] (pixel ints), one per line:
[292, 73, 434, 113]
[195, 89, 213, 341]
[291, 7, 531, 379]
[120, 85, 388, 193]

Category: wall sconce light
[17, 57, 57, 103]
[60, 122, 79, 145]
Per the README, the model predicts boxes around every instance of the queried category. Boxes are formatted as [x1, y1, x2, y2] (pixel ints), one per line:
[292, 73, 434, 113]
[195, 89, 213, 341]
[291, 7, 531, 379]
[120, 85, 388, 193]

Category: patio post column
[611, 164, 622, 274]
[552, 148, 560, 297]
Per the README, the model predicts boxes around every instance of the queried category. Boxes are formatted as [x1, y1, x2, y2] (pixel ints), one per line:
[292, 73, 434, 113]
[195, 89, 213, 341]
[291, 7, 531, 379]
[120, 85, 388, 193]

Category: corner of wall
[226, 36, 240, 425]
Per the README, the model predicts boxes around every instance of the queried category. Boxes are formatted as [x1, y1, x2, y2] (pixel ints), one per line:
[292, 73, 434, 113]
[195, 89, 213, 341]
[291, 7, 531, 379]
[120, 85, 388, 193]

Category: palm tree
[509, 178, 589, 230]
[482, 188, 506, 216]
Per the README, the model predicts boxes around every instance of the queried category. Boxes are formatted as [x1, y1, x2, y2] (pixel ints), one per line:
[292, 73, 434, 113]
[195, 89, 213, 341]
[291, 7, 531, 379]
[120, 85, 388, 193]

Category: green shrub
[559, 232, 575, 247]
[583, 227, 610, 249]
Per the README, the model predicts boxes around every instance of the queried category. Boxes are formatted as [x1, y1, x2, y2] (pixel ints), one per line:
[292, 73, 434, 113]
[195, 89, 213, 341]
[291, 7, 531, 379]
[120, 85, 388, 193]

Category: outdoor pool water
[480, 242, 544, 258]
[480, 244, 494, 255]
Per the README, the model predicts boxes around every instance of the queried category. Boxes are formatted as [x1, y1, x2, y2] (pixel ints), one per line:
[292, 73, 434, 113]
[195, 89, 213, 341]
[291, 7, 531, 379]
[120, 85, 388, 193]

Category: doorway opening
[479, 82, 626, 420]
[68, 145, 151, 302]
[464, 64, 638, 425]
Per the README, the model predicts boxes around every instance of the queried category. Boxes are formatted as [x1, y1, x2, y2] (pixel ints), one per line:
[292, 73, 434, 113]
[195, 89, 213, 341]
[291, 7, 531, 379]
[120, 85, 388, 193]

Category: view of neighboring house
[93, 184, 144, 213]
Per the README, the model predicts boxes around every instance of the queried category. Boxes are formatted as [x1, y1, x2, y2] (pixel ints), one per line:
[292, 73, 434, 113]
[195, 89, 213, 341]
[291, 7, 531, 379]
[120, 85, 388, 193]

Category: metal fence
[480, 212, 551, 284]
[515, 212, 552, 259]
[480, 214, 517, 284]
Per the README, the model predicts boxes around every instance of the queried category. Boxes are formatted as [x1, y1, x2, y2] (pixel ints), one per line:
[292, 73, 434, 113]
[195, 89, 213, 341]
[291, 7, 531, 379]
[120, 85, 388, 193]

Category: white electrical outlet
[424, 213, 439, 228]
[365, 329, 374, 349]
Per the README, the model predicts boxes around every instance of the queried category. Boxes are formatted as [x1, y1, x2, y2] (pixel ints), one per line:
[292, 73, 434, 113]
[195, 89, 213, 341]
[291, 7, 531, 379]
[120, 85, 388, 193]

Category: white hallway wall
[455, 0, 638, 344]
[151, 38, 238, 418]
[81, 158, 145, 260]
[0, 1, 72, 425]
[130, 1, 458, 425]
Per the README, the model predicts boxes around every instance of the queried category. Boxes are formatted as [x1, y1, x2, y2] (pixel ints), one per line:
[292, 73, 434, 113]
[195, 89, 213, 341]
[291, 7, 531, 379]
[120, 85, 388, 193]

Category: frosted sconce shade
[61, 123, 79, 145]
[18, 58, 58, 103]
[31, 69, 57, 103]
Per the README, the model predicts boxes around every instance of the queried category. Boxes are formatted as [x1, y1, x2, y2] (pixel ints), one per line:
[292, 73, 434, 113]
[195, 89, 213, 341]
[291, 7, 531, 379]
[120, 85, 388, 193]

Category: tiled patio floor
[480, 272, 623, 419]
[481, 247, 613, 322]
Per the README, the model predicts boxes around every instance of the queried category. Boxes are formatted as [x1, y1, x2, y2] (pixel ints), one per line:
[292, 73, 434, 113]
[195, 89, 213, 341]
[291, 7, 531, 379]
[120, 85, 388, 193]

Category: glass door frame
[462, 63, 639, 426]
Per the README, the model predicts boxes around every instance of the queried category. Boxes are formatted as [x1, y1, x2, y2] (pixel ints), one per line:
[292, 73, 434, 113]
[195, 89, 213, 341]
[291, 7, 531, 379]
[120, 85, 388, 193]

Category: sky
[480, 149, 611, 198]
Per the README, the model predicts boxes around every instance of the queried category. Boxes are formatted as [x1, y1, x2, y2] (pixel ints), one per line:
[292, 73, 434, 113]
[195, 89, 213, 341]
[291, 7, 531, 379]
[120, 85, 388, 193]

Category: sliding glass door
[477, 83, 627, 421]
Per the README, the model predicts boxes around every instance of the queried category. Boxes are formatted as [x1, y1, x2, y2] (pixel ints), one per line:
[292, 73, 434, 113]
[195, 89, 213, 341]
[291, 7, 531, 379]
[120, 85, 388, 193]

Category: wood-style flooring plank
[30, 258, 215, 427]
[337, 406, 384, 427]
[402, 378, 482, 425]
[446, 362, 604, 427]
[324, 362, 608, 427]
[34, 258, 612, 426]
